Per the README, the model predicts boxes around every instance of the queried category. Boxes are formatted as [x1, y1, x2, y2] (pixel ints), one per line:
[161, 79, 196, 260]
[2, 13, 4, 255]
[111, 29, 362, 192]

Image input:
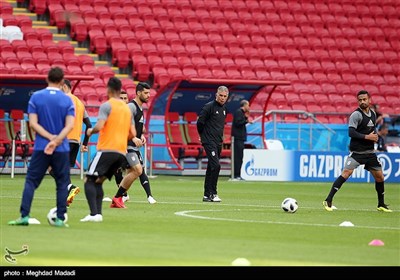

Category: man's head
[107, 77, 122, 97]
[120, 91, 129, 103]
[215, 85, 229, 105]
[378, 123, 389, 136]
[62, 79, 72, 94]
[135, 82, 151, 104]
[47, 67, 64, 87]
[372, 103, 381, 113]
[240, 100, 250, 112]
[357, 90, 371, 111]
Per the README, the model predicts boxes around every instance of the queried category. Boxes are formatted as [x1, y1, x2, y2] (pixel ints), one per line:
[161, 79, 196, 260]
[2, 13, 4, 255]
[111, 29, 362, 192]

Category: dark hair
[63, 79, 72, 89]
[47, 67, 64, 84]
[107, 77, 122, 93]
[136, 82, 150, 93]
[120, 91, 128, 99]
[357, 90, 370, 97]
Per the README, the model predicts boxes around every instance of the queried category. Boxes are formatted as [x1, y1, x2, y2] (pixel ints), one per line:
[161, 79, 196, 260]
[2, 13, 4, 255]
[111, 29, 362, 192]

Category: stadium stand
[1, 0, 399, 123]
[5, 110, 34, 167]
[0, 110, 12, 166]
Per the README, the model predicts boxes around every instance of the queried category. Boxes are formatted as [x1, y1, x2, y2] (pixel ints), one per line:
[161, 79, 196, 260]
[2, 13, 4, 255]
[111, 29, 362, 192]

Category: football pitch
[1, 174, 399, 267]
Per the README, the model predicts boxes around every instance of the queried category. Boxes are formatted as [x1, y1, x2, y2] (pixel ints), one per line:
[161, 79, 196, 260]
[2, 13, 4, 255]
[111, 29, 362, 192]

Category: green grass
[1, 175, 399, 266]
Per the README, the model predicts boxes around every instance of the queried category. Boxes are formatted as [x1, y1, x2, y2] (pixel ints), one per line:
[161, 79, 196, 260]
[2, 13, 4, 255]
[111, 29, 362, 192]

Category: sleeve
[197, 103, 209, 135]
[82, 115, 92, 146]
[27, 94, 37, 114]
[348, 111, 362, 129]
[67, 98, 75, 117]
[128, 103, 136, 126]
[233, 109, 247, 127]
[97, 102, 111, 120]
[348, 127, 365, 139]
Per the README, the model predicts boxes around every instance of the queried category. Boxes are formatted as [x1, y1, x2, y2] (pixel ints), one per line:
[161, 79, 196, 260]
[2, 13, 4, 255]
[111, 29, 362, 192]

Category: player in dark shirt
[323, 90, 392, 212]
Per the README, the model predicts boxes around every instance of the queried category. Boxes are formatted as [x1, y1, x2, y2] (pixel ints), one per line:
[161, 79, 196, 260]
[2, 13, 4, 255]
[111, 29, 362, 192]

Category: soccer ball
[281, 198, 298, 213]
[47, 207, 68, 225]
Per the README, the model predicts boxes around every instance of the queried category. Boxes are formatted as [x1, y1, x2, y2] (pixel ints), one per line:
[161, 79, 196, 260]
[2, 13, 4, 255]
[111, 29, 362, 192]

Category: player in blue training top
[8, 67, 75, 227]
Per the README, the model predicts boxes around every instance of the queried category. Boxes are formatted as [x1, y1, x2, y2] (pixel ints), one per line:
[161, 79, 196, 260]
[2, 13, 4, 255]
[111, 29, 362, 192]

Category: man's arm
[87, 102, 109, 137]
[233, 109, 247, 127]
[44, 115, 75, 155]
[348, 128, 378, 142]
[197, 104, 210, 135]
[29, 113, 54, 141]
[87, 119, 105, 136]
[130, 124, 143, 147]
[81, 114, 92, 146]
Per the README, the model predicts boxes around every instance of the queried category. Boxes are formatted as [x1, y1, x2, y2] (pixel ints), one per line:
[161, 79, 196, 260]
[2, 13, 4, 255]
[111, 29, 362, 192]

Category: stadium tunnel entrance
[0, 74, 95, 112]
[0, 74, 94, 177]
[145, 78, 291, 174]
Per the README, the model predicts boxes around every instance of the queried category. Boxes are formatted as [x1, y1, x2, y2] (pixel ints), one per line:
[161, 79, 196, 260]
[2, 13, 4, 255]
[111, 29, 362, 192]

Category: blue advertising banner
[242, 150, 400, 183]
[0, 78, 47, 112]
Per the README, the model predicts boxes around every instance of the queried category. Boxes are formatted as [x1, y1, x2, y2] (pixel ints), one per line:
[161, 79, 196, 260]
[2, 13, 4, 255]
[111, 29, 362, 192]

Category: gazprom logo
[244, 156, 255, 175]
[377, 153, 392, 181]
[245, 155, 278, 177]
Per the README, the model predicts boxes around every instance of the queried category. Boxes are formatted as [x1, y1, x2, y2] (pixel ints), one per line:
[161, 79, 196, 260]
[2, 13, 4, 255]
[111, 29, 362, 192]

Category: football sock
[95, 183, 103, 215]
[84, 180, 97, 216]
[114, 169, 123, 187]
[375, 181, 385, 206]
[115, 186, 128, 198]
[326, 175, 346, 202]
[139, 173, 152, 197]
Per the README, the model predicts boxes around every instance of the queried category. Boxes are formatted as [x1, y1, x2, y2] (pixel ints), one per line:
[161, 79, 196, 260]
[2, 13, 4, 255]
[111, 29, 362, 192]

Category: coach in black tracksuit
[197, 86, 229, 202]
[231, 100, 250, 179]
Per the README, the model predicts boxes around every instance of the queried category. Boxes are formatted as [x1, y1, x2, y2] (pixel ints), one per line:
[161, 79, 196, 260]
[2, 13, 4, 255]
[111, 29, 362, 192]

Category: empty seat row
[0, 38, 78, 56]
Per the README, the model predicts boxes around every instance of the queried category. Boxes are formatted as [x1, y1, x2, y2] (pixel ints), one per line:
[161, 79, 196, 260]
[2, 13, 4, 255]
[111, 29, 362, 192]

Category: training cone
[339, 221, 354, 227]
[368, 239, 384, 246]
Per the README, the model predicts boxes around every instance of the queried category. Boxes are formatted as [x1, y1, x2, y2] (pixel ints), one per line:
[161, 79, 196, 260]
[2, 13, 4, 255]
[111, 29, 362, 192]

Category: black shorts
[348, 152, 382, 171]
[69, 142, 80, 167]
[124, 149, 143, 169]
[87, 151, 128, 180]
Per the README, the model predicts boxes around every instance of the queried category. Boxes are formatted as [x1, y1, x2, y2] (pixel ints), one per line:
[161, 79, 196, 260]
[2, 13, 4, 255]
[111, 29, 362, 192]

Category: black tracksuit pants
[203, 142, 222, 197]
[233, 139, 245, 178]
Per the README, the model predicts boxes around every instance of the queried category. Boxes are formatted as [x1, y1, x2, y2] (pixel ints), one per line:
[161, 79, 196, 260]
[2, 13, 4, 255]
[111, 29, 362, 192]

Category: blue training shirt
[28, 87, 75, 152]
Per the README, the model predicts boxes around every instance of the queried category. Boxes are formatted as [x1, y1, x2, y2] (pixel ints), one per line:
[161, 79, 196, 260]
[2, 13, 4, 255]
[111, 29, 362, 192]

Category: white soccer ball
[47, 207, 68, 225]
[281, 198, 298, 213]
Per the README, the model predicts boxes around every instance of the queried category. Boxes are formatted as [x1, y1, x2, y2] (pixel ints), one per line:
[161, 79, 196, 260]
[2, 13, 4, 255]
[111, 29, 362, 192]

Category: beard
[140, 96, 148, 103]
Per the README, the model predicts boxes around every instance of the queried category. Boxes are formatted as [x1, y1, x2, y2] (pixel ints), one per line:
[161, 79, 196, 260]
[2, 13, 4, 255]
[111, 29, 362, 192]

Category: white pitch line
[1, 195, 398, 212]
[174, 209, 400, 231]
